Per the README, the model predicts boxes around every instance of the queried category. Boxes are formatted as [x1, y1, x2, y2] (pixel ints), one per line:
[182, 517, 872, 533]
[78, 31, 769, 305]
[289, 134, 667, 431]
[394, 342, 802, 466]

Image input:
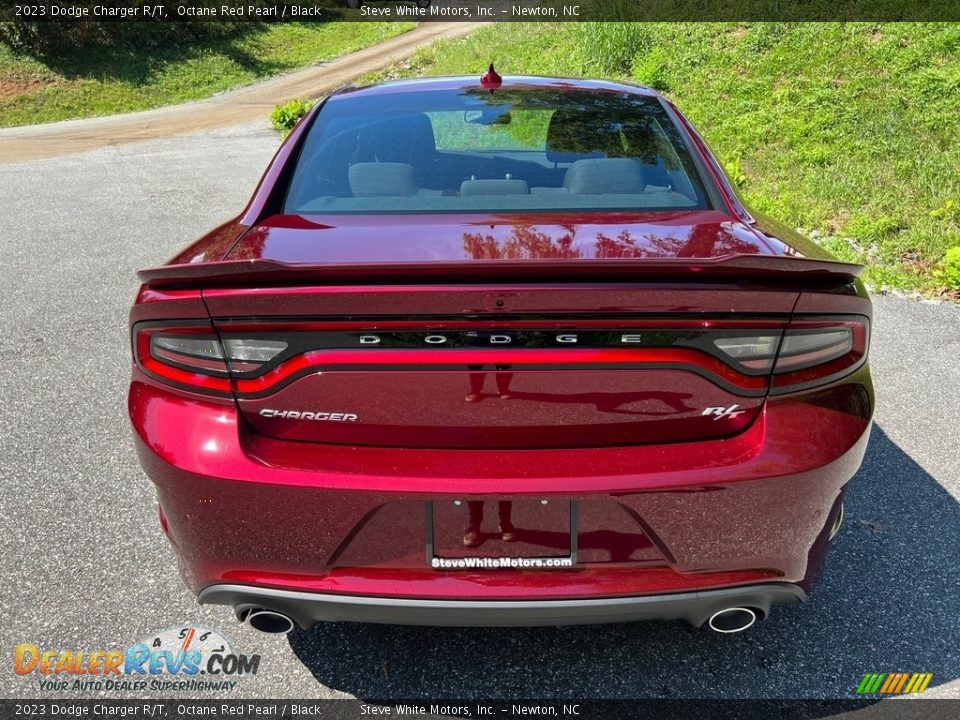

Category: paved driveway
[0, 22, 486, 163]
[1, 123, 957, 701]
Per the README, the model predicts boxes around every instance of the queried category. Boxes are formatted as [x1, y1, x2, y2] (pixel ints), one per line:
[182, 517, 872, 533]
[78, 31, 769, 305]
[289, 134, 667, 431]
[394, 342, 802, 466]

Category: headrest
[357, 113, 436, 164]
[563, 158, 647, 194]
[348, 162, 416, 197]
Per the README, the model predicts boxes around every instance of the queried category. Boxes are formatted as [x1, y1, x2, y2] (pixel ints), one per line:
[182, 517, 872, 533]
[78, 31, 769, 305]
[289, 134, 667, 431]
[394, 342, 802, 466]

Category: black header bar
[2, 0, 958, 23]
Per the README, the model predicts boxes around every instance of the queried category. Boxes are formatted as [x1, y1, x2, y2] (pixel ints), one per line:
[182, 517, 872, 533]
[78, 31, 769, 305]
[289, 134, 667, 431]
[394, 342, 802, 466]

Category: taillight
[712, 335, 780, 371]
[710, 316, 868, 393]
[151, 336, 228, 374]
[771, 318, 869, 394]
[134, 324, 288, 395]
[775, 329, 853, 371]
[221, 338, 288, 363]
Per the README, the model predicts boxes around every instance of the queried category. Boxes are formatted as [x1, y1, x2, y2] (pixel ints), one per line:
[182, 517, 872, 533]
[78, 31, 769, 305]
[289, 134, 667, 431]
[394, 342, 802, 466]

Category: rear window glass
[284, 87, 712, 215]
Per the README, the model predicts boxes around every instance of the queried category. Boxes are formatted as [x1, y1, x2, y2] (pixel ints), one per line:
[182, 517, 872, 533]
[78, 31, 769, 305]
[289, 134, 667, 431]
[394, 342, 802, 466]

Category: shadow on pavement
[288, 425, 959, 699]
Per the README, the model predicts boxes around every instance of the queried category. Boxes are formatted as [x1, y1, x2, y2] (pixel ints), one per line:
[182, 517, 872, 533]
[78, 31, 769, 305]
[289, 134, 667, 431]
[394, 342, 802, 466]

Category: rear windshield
[284, 86, 712, 215]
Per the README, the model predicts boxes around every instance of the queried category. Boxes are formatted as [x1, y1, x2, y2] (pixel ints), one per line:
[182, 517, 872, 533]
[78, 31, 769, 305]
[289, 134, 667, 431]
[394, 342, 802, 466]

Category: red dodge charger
[129, 73, 873, 635]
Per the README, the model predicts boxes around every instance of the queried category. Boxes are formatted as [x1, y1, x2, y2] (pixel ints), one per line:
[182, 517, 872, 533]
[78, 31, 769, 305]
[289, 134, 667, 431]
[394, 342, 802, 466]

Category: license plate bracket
[427, 500, 578, 568]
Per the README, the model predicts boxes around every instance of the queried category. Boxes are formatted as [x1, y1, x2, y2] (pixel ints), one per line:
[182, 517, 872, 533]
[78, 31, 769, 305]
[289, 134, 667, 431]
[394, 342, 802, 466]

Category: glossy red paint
[239, 366, 762, 448]
[130, 364, 871, 597]
[228, 211, 782, 264]
[129, 75, 874, 627]
[199, 283, 804, 318]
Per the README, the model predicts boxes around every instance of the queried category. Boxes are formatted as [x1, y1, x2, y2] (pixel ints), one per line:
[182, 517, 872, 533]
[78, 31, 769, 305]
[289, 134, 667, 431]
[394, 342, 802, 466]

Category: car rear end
[128, 77, 873, 632]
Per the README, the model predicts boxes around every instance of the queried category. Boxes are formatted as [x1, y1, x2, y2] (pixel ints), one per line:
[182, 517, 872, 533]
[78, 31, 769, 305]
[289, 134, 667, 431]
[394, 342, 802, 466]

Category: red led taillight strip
[232, 347, 768, 396]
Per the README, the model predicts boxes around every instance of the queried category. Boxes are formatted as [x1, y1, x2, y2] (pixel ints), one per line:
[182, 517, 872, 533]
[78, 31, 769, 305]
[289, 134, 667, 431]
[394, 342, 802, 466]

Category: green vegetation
[937, 246, 960, 291]
[271, 98, 314, 138]
[361, 22, 960, 296]
[0, 22, 413, 128]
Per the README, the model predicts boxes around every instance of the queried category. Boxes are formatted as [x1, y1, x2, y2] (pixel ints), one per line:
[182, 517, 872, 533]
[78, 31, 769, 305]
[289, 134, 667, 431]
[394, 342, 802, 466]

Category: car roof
[329, 74, 663, 100]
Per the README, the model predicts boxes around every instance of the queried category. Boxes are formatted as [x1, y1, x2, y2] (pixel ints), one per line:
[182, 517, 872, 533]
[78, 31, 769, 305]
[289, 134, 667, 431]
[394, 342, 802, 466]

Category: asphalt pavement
[1, 120, 957, 702]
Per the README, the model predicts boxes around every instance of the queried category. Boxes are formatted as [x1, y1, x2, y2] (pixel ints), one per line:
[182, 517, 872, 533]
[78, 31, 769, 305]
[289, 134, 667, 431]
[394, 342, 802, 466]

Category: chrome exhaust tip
[244, 609, 295, 635]
[707, 607, 757, 634]
[829, 501, 845, 540]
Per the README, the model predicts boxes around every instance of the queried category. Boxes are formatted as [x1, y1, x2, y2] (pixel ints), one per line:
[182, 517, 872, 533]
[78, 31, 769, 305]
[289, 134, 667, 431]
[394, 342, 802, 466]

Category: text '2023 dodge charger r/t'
[128, 70, 873, 636]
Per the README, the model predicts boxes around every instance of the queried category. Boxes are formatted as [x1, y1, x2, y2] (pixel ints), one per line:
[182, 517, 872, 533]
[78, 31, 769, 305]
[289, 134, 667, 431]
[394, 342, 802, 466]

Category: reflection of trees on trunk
[676, 222, 761, 257]
[228, 219, 769, 265]
[594, 223, 764, 259]
[462, 224, 582, 259]
[464, 222, 764, 260]
[479, 389, 696, 416]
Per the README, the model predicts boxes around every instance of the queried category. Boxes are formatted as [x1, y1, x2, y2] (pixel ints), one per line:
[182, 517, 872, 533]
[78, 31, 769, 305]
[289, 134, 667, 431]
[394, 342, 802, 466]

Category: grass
[0, 22, 414, 128]
[361, 22, 960, 296]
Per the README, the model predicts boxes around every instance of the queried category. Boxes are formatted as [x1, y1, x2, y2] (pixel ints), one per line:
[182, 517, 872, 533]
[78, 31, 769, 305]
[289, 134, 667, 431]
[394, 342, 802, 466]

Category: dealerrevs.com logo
[13, 626, 260, 693]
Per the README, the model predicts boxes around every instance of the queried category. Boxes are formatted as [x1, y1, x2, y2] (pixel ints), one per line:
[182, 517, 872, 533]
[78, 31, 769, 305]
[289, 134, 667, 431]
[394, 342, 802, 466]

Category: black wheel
[346, 0, 362, 8]
[416, 0, 431, 7]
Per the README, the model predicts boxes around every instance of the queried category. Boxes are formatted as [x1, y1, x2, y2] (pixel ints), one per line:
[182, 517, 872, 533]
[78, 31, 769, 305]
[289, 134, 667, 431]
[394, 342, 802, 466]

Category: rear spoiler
[137, 255, 863, 288]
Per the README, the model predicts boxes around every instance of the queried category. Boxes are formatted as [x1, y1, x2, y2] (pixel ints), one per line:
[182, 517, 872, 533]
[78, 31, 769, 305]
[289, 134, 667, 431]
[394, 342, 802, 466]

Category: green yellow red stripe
[857, 672, 932, 695]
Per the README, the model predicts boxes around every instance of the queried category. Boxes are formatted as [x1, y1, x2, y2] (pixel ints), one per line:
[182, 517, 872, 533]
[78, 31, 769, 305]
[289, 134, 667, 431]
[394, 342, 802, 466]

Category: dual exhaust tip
[707, 606, 758, 633]
[242, 608, 295, 635]
[238, 606, 760, 635]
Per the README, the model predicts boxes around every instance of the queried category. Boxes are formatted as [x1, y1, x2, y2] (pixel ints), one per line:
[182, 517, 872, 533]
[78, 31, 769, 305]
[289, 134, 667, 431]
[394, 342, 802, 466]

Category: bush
[937, 246, 960, 290]
[271, 99, 313, 137]
[846, 215, 903, 243]
[0, 19, 253, 57]
[631, 46, 671, 92]
[930, 198, 960, 224]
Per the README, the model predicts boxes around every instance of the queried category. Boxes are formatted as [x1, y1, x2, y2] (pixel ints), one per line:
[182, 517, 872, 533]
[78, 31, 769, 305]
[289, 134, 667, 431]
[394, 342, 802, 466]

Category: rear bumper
[130, 365, 872, 609]
[199, 582, 807, 628]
